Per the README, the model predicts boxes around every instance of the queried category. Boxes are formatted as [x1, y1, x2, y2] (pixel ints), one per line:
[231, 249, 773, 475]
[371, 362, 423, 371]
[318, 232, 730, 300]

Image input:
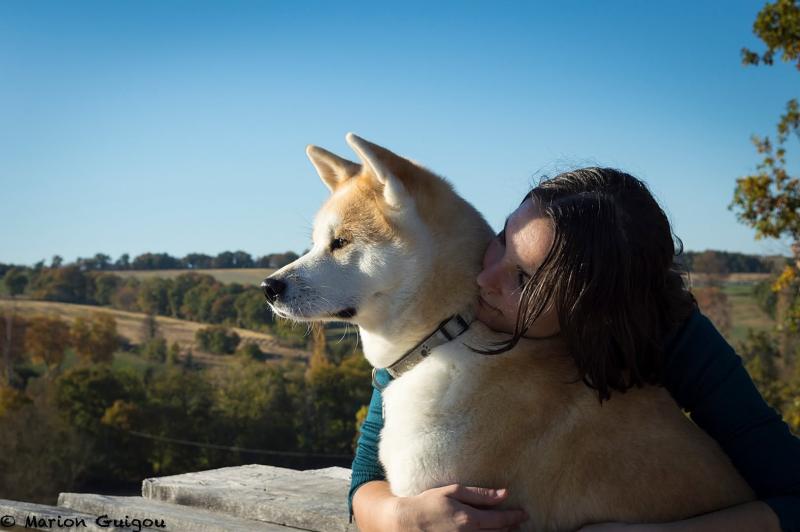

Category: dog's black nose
[261, 278, 286, 303]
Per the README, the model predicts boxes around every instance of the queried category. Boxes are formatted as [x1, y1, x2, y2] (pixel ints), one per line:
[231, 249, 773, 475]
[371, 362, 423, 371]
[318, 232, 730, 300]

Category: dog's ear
[306, 145, 361, 192]
[345, 133, 411, 210]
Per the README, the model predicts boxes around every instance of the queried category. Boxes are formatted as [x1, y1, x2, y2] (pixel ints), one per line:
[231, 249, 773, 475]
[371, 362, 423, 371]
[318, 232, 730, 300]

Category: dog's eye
[330, 237, 349, 252]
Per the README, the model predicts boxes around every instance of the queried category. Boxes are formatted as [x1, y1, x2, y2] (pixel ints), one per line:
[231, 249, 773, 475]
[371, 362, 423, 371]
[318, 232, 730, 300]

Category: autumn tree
[733, 0, 800, 333]
[72, 313, 119, 364]
[734, 0, 800, 433]
[25, 316, 72, 375]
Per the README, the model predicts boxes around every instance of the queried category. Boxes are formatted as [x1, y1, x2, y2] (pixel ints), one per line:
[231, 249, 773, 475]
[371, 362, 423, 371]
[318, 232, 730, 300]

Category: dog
[263, 134, 753, 531]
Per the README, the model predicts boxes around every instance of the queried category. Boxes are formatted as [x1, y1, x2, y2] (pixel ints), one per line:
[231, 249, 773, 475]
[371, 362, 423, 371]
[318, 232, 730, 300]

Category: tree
[25, 316, 72, 375]
[141, 337, 167, 363]
[3, 268, 28, 297]
[141, 312, 159, 343]
[733, 0, 800, 333]
[71, 317, 92, 362]
[734, 0, 800, 433]
[50, 255, 63, 269]
[167, 342, 181, 365]
[73, 313, 119, 364]
[29, 266, 89, 303]
[232, 251, 254, 268]
[213, 251, 236, 269]
[114, 253, 130, 270]
[195, 326, 241, 354]
[92, 273, 121, 305]
[182, 253, 213, 269]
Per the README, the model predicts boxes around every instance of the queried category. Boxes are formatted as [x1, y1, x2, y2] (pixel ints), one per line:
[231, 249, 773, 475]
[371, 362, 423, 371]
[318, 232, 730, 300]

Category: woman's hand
[392, 484, 529, 531]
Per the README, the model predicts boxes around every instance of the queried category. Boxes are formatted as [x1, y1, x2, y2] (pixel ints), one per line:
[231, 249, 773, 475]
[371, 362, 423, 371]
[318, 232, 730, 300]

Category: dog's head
[262, 133, 492, 337]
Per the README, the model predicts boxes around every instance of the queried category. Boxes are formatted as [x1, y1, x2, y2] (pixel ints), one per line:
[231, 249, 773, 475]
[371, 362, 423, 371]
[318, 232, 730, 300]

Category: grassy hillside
[722, 282, 775, 345]
[118, 268, 276, 285]
[0, 299, 310, 365]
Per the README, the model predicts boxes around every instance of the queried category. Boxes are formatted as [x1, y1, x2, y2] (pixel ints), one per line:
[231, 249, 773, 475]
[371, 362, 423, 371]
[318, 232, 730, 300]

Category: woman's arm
[661, 309, 800, 531]
[353, 480, 528, 532]
[348, 376, 388, 518]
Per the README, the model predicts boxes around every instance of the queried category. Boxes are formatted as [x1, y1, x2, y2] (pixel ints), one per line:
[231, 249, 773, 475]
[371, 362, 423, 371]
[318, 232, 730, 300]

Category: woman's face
[475, 198, 560, 337]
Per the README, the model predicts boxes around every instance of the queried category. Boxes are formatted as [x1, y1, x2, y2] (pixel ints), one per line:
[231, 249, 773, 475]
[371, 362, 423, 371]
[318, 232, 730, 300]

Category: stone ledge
[0, 499, 125, 531]
[58, 493, 296, 531]
[142, 465, 354, 531]
[0, 465, 353, 532]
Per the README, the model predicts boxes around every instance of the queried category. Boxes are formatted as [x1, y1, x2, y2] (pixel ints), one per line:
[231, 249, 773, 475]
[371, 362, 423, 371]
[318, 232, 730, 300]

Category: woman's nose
[477, 244, 501, 290]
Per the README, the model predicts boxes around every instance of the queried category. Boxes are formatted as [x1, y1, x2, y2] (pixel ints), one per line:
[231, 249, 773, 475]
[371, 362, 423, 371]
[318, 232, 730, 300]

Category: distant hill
[679, 250, 788, 274]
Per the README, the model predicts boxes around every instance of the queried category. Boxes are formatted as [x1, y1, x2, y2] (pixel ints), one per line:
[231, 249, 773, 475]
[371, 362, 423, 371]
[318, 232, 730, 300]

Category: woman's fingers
[436, 484, 529, 529]
[441, 484, 509, 506]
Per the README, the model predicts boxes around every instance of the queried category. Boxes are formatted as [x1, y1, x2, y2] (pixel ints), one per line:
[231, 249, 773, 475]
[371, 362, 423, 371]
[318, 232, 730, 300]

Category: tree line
[678, 250, 789, 274]
[0, 249, 300, 274]
[2, 266, 274, 332]
[0, 311, 370, 505]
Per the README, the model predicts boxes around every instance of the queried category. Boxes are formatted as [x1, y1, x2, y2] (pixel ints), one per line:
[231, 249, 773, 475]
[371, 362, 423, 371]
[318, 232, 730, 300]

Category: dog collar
[377, 311, 474, 384]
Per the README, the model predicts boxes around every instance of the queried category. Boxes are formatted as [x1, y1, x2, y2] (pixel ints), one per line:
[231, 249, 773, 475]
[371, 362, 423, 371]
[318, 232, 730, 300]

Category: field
[0, 299, 310, 367]
[721, 282, 775, 345]
[119, 268, 276, 285]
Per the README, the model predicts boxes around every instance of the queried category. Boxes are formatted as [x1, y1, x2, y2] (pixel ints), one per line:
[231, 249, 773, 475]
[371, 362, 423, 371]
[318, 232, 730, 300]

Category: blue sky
[1, 1, 797, 265]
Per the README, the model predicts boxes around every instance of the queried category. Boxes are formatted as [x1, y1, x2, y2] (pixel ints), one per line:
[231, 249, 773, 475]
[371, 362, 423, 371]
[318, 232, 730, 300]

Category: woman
[349, 168, 800, 531]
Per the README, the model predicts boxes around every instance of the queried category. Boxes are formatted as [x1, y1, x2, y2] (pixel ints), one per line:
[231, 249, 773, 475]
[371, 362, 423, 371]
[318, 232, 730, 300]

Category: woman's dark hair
[484, 167, 696, 402]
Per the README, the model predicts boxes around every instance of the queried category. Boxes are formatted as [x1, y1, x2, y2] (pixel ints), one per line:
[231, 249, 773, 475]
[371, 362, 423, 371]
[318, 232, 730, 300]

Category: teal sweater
[348, 310, 800, 530]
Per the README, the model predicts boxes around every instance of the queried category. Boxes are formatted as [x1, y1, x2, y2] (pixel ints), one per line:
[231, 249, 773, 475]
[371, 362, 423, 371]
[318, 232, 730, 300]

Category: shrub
[195, 326, 240, 354]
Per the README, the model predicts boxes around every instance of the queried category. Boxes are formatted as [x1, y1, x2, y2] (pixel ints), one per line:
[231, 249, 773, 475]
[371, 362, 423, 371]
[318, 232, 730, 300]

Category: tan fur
[450, 333, 754, 530]
[279, 135, 754, 531]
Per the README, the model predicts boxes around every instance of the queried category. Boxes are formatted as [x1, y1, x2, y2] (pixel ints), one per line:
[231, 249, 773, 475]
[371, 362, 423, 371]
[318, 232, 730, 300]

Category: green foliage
[167, 341, 181, 365]
[141, 337, 168, 363]
[195, 325, 241, 354]
[235, 342, 264, 359]
[25, 316, 72, 374]
[234, 289, 274, 331]
[754, 279, 779, 318]
[92, 273, 121, 306]
[55, 365, 149, 481]
[741, 0, 800, 68]
[137, 277, 171, 315]
[29, 266, 89, 303]
[298, 354, 372, 454]
[735, 0, 800, 339]
[739, 330, 800, 434]
[141, 367, 215, 474]
[679, 250, 784, 273]
[71, 313, 119, 364]
[109, 277, 141, 311]
[273, 318, 310, 348]
[206, 359, 300, 461]
[0, 390, 88, 504]
[3, 267, 29, 297]
[132, 252, 182, 270]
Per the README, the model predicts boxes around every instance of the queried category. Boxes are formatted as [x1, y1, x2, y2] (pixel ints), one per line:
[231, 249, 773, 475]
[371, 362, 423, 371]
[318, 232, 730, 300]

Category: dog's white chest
[378, 343, 482, 497]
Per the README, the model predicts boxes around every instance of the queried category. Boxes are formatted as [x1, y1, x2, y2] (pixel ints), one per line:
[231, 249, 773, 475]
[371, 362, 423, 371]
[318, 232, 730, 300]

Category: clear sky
[1, 1, 797, 265]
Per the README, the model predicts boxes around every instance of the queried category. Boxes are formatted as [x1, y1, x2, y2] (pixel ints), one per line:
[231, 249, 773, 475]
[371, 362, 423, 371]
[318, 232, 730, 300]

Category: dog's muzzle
[261, 278, 286, 303]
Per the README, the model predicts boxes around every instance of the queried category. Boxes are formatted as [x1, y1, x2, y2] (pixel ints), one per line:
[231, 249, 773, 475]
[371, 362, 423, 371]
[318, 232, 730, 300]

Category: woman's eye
[330, 237, 349, 251]
[517, 267, 530, 289]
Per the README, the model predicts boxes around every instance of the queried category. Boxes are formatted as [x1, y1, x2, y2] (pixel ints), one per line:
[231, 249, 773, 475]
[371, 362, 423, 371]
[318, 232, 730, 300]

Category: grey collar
[375, 311, 474, 385]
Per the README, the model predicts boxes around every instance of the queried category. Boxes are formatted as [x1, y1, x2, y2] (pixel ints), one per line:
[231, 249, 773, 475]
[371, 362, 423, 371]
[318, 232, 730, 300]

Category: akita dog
[263, 134, 753, 531]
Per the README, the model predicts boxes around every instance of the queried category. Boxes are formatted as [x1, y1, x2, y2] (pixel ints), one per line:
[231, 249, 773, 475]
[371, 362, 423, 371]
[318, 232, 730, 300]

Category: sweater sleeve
[662, 309, 800, 531]
[347, 369, 390, 518]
